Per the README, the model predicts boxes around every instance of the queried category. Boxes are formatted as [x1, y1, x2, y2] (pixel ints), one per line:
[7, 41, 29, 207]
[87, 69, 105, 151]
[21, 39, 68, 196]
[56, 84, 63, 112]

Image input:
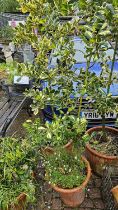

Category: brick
[78, 209, 93, 210]
[53, 190, 60, 198]
[44, 192, 52, 204]
[80, 198, 94, 208]
[44, 182, 51, 191]
[93, 199, 105, 209]
[43, 207, 51, 210]
[52, 198, 62, 210]
[94, 178, 101, 188]
[88, 177, 95, 187]
[77, 208, 90, 210]
[89, 188, 101, 199]
[37, 200, 45, 209]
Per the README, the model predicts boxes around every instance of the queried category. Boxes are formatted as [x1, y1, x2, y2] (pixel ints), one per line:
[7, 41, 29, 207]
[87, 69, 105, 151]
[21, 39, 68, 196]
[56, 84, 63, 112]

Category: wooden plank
[8, 98, 25, 119]
[0, 96, 24, 119]
[0, 100, 14, 118]
[0, 96, 27, 136]
[0, 101, 18, 127]
[0, 121, 10, 134]
[0, 97, 26, 136]
[0, 98, 9, 110]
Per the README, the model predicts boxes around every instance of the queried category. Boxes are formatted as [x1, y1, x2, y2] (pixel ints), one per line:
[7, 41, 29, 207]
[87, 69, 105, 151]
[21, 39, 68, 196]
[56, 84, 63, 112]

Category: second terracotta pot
[42, 139, 73, 155]
[51, 156, 91, 207]
[85, 126, 118, 176]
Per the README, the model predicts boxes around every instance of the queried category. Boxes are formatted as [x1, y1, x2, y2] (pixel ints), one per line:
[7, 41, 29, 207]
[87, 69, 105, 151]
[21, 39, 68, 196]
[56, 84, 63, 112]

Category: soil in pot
[89, 131, 118, 156]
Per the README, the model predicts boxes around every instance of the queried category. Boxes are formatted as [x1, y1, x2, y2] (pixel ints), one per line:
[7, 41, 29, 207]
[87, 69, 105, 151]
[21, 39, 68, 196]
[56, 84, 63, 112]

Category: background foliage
[0, 0, 19, 12]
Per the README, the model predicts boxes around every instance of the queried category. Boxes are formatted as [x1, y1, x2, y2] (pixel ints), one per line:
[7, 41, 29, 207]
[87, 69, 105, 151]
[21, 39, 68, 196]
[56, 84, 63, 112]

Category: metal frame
[101, 165, 118, 210]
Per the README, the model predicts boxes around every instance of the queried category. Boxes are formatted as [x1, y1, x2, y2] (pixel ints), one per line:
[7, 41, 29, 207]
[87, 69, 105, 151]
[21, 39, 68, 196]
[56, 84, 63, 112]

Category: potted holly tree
[77, 0, 118, 175]
[13, 0, 94, 206]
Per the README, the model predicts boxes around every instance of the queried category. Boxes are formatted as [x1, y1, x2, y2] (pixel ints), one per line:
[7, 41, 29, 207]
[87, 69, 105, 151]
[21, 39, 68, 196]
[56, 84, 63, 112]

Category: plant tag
[14, 76, 29, 85]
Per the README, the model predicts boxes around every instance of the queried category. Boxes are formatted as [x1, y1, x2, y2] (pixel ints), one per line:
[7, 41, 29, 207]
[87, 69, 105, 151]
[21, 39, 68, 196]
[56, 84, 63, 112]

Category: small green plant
[0, 62, 19, 83]
[0, 63, 8, 80]
[44, 148, 86, 189]
[0, 25, 15, 40]
[0, 0, 19, 12]
[24, 115, 89, 148]
[0, 136, 35, 209]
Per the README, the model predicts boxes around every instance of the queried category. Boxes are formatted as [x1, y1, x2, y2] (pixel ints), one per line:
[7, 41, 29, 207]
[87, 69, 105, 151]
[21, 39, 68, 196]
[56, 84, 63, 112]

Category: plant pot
[85, 126, 118, 176]
[14, 193, 26, 210]
[111, 185, 118, 206]
[5, 193, 26, 210]
[50, 156, 91, 207]
[42, 139, 73, 155]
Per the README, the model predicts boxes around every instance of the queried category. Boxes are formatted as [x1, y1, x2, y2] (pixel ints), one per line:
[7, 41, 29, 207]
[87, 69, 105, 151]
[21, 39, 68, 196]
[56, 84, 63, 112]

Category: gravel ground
[6, 109, 35, 137]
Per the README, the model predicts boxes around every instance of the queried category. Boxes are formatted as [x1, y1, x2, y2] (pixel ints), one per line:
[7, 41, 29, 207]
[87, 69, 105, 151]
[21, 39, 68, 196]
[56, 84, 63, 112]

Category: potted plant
[23, 114, 87, 153]
[85, 66, 118, 175]
[85, 84, 118, 175]
[11, 0, 94, 206]
[0, 136, 35, 209]
[23, 113, 90, 207]
[77, 1, 118, 175]
[43, 148, 91, 207]
[14, 0, 118, 175]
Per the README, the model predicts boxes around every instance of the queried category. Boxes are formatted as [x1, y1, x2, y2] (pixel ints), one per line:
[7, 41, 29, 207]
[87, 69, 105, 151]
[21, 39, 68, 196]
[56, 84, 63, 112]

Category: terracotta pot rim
[64, 139, 73, 148]
[86, 126, 118, 160]
[44, 139, 73, 152]
[51, 156, 91, 193]
[8, 193, 26, 209]
[17, 193, 26, 201]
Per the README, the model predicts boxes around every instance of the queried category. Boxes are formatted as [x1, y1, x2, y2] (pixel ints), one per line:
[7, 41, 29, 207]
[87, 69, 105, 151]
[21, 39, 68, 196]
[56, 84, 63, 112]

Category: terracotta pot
[111, 185, 118, 206]
[42, 139, 73, 155]
[51, 156, 91, 207]
[8, 193, 26, 210]
[15, 193, 26, 210]
[86, 126, 118, 176]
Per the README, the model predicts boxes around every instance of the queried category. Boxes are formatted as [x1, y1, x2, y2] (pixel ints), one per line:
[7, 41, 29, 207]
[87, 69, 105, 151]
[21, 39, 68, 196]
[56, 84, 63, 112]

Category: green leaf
[99, 30, 111, 36]
[85, 31, 93, 39]
[47, 132, 52, 139]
